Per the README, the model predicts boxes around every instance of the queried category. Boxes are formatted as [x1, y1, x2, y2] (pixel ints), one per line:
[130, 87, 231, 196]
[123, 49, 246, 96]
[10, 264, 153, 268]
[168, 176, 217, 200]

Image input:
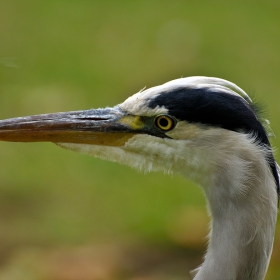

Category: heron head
[0, 77, 277, 187]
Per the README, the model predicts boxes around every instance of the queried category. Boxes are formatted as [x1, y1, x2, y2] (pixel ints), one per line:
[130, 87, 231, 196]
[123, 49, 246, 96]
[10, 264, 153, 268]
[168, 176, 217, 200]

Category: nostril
[75, 117, 111, 121]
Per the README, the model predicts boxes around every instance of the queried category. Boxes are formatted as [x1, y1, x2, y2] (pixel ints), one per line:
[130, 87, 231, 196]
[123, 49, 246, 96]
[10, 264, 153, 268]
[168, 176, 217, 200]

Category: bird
[0, 76, 278, 280]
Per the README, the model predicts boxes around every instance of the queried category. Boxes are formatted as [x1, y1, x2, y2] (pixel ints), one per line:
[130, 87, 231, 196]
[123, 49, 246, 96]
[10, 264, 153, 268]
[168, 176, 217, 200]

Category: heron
[0, 76, 278, 280]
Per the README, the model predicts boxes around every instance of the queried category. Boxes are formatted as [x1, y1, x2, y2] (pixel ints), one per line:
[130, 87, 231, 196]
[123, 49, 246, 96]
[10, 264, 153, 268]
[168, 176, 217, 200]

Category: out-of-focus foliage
[0, 1, 280, 279]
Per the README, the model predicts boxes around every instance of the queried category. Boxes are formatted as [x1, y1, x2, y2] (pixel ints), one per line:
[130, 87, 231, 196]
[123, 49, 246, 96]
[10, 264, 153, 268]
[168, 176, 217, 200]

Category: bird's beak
[0, 107, 143, 146]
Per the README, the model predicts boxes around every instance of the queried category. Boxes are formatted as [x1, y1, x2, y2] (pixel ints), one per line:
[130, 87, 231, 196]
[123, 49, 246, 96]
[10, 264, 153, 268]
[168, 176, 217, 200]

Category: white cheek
[57, 135, 181, 174]
[56, 129, 215, 185]
[166, 121, 203, 140]
[62, 134, 177, 173]
[123, 134, 214, 184]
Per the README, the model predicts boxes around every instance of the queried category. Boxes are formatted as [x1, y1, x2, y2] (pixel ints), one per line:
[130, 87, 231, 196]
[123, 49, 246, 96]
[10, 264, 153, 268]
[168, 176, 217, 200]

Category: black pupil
[159, 117, 169, 127]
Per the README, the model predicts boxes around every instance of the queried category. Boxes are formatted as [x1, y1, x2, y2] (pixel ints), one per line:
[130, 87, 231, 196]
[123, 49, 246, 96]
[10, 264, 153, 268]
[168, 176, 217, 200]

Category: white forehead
[119, 76, 251, 116]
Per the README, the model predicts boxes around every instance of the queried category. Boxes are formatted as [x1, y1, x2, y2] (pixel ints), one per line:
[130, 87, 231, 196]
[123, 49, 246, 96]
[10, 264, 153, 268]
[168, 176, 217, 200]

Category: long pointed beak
[0, 107, 141, 146]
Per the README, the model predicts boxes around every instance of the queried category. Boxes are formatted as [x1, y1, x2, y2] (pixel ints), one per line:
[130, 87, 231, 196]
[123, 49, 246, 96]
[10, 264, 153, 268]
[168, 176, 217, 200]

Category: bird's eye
[155, 115, 175, 131]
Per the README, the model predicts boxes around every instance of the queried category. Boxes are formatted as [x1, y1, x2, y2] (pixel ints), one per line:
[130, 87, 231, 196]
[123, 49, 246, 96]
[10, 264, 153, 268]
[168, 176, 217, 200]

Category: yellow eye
[155, 115, 175, 131]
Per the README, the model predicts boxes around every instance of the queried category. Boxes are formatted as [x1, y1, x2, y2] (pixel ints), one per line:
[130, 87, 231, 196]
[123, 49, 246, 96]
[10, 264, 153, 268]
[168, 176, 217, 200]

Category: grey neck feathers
[192, 133, 278, 280]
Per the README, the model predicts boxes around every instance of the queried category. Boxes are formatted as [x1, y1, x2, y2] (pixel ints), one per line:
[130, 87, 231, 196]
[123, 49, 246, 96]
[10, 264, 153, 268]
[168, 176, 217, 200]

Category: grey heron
[0, 76, 278, 280]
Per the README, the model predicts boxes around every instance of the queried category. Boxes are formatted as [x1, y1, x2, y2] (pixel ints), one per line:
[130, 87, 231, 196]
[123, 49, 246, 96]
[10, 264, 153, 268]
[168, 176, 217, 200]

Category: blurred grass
[0, 0, 280, 279]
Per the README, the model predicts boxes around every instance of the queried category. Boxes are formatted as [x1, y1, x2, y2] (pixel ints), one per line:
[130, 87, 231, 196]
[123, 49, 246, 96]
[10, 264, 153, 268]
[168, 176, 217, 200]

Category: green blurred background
[0, 1, 280, 279]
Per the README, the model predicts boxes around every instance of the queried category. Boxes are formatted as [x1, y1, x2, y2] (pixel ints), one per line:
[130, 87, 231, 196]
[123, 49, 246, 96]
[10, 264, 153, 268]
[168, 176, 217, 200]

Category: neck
[192, 136, 278, 280]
